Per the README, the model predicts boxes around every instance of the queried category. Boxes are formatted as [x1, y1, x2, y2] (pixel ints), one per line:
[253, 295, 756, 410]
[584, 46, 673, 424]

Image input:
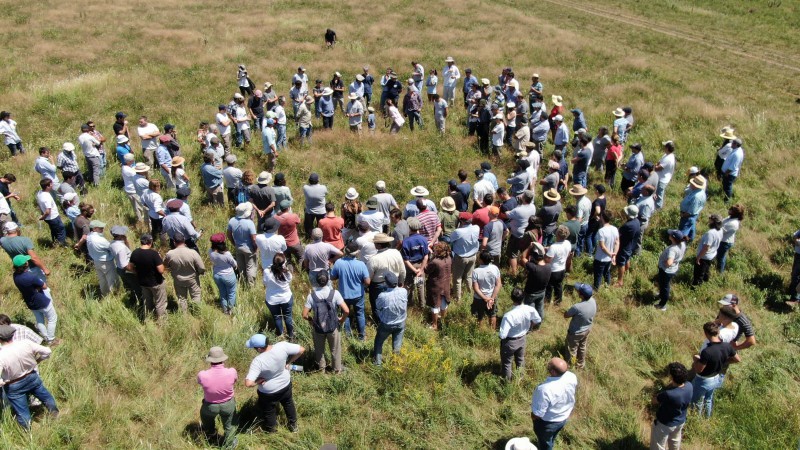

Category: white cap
[688, 166, 700, 175]
[554, 114, 563, 121]
[63, 192, 78, 202]
[62, 142, 75, 151]
[3, 222, 19, 233]
[116, 135, 129, 144]
[375, 180, 386, 190]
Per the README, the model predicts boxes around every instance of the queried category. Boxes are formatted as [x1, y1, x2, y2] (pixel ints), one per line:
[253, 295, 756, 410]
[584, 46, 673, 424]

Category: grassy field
[1, 0, 799, 448]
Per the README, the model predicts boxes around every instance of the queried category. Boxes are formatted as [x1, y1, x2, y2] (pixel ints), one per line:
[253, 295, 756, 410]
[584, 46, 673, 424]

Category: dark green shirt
[563, 219, 581, 246]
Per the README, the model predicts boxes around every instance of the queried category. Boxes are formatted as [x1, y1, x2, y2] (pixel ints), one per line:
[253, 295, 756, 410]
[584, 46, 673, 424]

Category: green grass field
[1, 0, 799, 448]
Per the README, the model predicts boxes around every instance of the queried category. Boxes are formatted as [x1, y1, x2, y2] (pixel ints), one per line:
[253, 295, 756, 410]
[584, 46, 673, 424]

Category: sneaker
[29, 396, 42, 407]
[288, 423, 298, 433]
[655, 304, 667, 311]
[47, 339, 62, 347]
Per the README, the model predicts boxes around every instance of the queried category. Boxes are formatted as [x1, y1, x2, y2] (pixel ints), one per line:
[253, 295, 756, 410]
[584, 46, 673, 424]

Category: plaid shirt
[57, 151, 81, 173]
[11, 324, 44, 345]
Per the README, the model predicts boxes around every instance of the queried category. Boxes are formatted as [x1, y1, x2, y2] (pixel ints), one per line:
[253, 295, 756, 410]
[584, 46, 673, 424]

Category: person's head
[385, 99, 393, 107]
[432, 242, 450, 260]
[111, 226, 128, 241]
[511, 287, 525, 305]
[138, 116, 148, 127]
[547, 358, 569, 376]
[667, 362, 689, 385]
[39, 146, 50, 157]
[663, 140, 675, 153]
[140, 233, 154, 247]
[389, 208, 403, 224]
[703, 321, 720, 339]
[600, 210, 612, 225]
[488, 206, 500, 220]
[732, 138, 742, 149]
[594, 184, 606, 196]
[0, 314, 10, 326]
[432, 93, 440, 101]
[482, 193, 494, 207]
[555, 225, 570, 242]
[642, 184, 656, 197]
[242, 170, 256, 186]
[479, 251, 492, 265]
[246, 334, 269, 353]
[667, 229, 684, 244]
[574, 282, 593, 300]
[0, 111, 11, 122]
[728, 204, 745, 221]
[0, 325, 15, 344]
[80, 123, 90, 133]
[565, 205, 577, 220]
[496, 187, 509, 200]
[203, 152, 214, 165]
[39, 179, 53, 192]
[407, 217, 421, 234]
[521, 190, 534, 205]
[416, 198, 427, 212]
[716, 305, 739, 325]
[630, 142, 642, 153]
[1, 173, 16, 183]
[316, 271, 330, 287]
[308, 173, 319, 185]
[325, 202, 336, 214]
[148, 179, 161, 192]
[172, 232, 186, 246]
[81, 203, 95, 218]
[311, 228, 323, 242]
[553, 150, 563, 162]
[579, 134, 591, 146]
[458, 169, 468, 182]
[708, 214, 723, 230]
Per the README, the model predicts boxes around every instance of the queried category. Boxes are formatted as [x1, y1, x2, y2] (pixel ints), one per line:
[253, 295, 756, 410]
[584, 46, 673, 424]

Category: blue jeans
[573, 171, 587, 188]
[373, 322, 405, 365]
[534, 419, 567, 450]
[657, 269, 676, 307]
[44, 217, 67, 246]
[3, 372, 58, 429]
[722, 174, 736, 202]
[678, 214, 698, 241]
[406, 111, 423, 131]
[575, 224, 588, 257]
[716, 242, 733, 273]
[267, 298, 295, 338]
[655, 181, 668, 209]
[299, 126, 312, 144]
[692, 373, 722, 418]
[343, 296, 366, 340]
[593, 260, 612, 289]
[213, 272, 237, 311]
[276, 124, 287, 149]
[584, 229, 598, 256]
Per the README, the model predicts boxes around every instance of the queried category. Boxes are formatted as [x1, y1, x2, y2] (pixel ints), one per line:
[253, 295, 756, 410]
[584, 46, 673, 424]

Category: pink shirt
[197, 364, 238, 403]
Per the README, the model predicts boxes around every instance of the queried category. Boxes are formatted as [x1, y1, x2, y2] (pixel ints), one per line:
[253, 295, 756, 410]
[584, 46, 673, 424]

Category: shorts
[471, 296, 497, 320]
[431, 296, 448, 315]
[616, 251, 633, 266]
[508, 235, 525, 258]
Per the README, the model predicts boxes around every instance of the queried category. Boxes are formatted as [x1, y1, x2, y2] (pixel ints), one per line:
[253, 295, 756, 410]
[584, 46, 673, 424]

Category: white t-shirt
[216, 112, 231, 136]
[491, 123, 505, 146]
[234, 105, 250, 131]
[263, 269, 293, 305]
[594, 225, 619, 262]
[256, 233, 287, 270]
[246, 341, 302, 394]
[137, 123, 160, 151]
[721, 217, 740, 244]
[546, 240, 572, 272]
[0, 119, 21, 145]
[531, 371, 578, 422]
[657, 153, 676, 183]
[78, 132, 100, 158]
[36, 191, 59, 220]
[121, 165, 137, 194]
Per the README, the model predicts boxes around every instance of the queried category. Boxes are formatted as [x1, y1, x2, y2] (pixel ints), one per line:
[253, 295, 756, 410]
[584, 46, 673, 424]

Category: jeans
[790, 253, 800, 300]
[406, 111, 422, 131]
[3, 372, 58, 429]
[200, 398, 237, 447]
[650, 420, 684, 450]
[500, 335, 526, 380]
[368, 282, 388, 325]
[276, 124, 287, 149]
[343, 296, 366, 340]
[32, 300, 57, 342]
[692, 258, 712, 286]
[691, 373, 722, 418]
[722, 174, 736, 202]
[584, 229, 598, 256]
[657, 269, 676, 307]
[534, 419, 567, 450]
[267, 299, 295, 338]
[213, 272, 238, 311]
[257, 384, 296, 432]
[654, 181, 668, 210]
[678, 214, 698, 242]
[716, 242, 733, 273]
[44, 217, 67, 246]
[7, 142, 24, 156]
[373, 322, 405, 365]
[299, 126, 312, 145]
[575, 224, 588, 257]
[593, 260, 612, 289]
[525, 291, 546, 322]
[574, 172, 587, 188]
[544, 270, 565, 304]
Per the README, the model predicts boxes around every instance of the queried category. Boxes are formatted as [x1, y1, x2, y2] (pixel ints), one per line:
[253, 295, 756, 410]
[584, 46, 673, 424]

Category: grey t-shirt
[246, 341, 302, 394]
[698, 229, 723, 260]
[472, 264, 501, 299]
[303, 241, 340, 272]
[303, 184, 328, 215]
[566, 297, 597, 334]
[658, 243, 685, 274]
[482, 221, 504, 256]
[391, 220, 410, 245]
[594, 225, 619, 262]
[372, 193, 397, 225]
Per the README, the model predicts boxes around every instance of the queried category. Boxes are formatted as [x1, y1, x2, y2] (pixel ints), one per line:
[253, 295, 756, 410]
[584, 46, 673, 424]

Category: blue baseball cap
[574, 283, 593, 298]
[668, 229, 684, 241]
[245, 334, 268, 349]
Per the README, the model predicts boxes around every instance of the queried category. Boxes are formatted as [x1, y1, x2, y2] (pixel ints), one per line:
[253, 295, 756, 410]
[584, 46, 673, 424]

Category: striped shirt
[57, 151, 81, 173]
[417, 210, 440, 244]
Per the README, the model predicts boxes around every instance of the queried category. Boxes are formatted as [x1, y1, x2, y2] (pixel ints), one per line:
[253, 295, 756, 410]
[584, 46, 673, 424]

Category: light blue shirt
[483, 172, 498, 191]
[227, 217, 257, 250]
[200, 163, 222, 189]
[720, 147, 744, 177]
[319, 96, 334, 117]
[554, 124, 569, 146]
[156, 145, 171, 168]
[634, 195, 655, 223]
[680, 188, 706, 215]
[462, 75, 478, 93]
[451, 224, 480, 257]
[86, 231, 113, 262]
[35, 157, 59, 183]
[163, 212, 200, 241]
[531, 118, 550, 143]
[507, 171, 531, 196]
[613, 117, 628, 142]
[330, 256, 370, 300]
[261, 127, 276, 155]
[376, 287, 408, 326]
[623, 152, 644, 181]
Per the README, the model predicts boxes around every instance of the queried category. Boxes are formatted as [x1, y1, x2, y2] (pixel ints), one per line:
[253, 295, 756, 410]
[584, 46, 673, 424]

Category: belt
[5, 371, 34, 386]
[502, 335, 526, 341]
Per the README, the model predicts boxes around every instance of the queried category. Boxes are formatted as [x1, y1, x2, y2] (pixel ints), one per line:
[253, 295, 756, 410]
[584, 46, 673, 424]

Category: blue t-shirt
[330, 257, 370, 300]
[618, 219, 641, 257]
[227, 217, 257, 251]
[655, 383, 693, 426]
[573, 147, 591, 176]
[401, 234, 429, 263]
[13, 271, 51, 310]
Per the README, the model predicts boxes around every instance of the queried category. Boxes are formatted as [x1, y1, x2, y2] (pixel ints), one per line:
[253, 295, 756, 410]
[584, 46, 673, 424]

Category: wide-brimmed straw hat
[568, 184, 588, 196]
[689, 175, 707, 190]
[612, 107, 625, 117]
[543, 188, 561, 202]
[171, 156, 185, 166]
[551, 95, 563, 106]
[373, 233, 394, 244]
[345, 187, 359, 200]
[410, 186, 429, 197]
[322, 87, 334, 96]
[719, 130, 737, 140]
[440, 196, 456, 212]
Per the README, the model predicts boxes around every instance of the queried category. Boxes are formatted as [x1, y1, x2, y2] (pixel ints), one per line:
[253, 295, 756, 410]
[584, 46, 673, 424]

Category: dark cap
[0, 325, 15, 341]
[385, 271, 398, 287]
[262, 217, 280, 233]
[309, 173, 319, 183]
[574, 283, 593, 298]
[630, 143, 642, 150]
[345, 240, 360, 255]
[115, 112, 127, 119]
[480, 162, 491, 171]
[176, 186, 191, 198]
[164, 124, 175, 132]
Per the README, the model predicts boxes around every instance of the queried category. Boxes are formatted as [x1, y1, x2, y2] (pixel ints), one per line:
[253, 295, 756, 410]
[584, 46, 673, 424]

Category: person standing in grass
[435, 196, 458, 243]
[692, 214, 723, 286]
[650, 362, 693, 450]
[499, 287, 542, 380]
[531, 357, 577, 450]
[615, 205, 640, 287]
[564, 283, 596, 369]
[716, 204, 743, 273]
[678, 175, 707, 242]
[302, 271, 349, 373]
[361, 66, 374, 107]
[34, 147, 60, 190]
[471, 251, 502, 329]
[426, 69, 438, 102]
[86, 220, 119, 297]
[654, 229, 686, 311]
[197, 346, 238, 448]
[720, 138, 744, 203]
[56, 142, 86, 194]
[36, 179, 67, 247]
[11, 255, 59, 345]
[136, 116, 160, 168]
[402, 80, 423, 131]
[331, 241, 370, 340]
[425, 242, 451, 330]
[691, 322, 740, 418]
[318, 203, 345, 251]
[0, 111, 24, 156]
[592, 210, 618, 290]
[276, 200, 304, 265]
[208, 233, 237, 315]
[543, 226, 571, 308]
[717, 294, 757, 351]
[401, 217, 428, 308]
[244, 333, 304, 433]
[263, 253, 295, 339]
[373, 271, 408, 365]
[386, 99, 405, 134]
[163, 232, 205, 311]
[127, 234, 167, 321]
[653, 140, 676, 210]
[620, 143, 644, 194]
[141, 179, 167, 246]
[256, 217, 287, 271]
[442, 57, 460, 106]
[341, 188, 363, 242]
[227, 202, 258, 286]
[109, 225, 141, 302]
[1, 222, 50, 281]
[0, 325, 59, 430]
[367, 233, 406, 324]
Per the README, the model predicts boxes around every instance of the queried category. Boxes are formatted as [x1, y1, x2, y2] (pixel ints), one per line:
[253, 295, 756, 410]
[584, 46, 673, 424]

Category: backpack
[311, 288, 339, 334]
[235, 184, 248, 205]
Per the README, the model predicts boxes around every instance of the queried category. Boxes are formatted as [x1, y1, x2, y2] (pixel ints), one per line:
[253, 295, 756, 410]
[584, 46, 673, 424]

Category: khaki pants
[206, 185, 224, 206]
[235, 246, 258, 285]
[174, 277, 201, 311]
[566, 330, 590, 368]
[451, 253, 477, 301]
[142, 283, 168, 320]
[650, 420, 684, 450]
[404, 262, 425, 308]
[312, 328, 342, 372]
[127, 192, 146, 223]
[94, 261, 119, 296]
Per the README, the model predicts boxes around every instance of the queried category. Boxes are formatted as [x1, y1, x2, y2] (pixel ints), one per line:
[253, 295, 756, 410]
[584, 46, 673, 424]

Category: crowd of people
[0, 54, 787, 449]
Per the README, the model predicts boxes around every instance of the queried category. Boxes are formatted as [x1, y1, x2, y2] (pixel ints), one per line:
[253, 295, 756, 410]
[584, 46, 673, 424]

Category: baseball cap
[111, 226, 128, 236]
[115, 112, 127, 119]
[668, 229, 684, 241]
[574, 283, 593, 298]
[245, 334, 268, 349]
[385, 271, 399, 287]
[12, 254, 31, 268]
[279, 199, 292, 211]
[4, 222, 19, 233]
[718, 294, 739, 306]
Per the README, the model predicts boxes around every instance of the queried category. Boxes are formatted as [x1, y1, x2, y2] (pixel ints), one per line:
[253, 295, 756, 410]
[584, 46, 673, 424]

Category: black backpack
[311, 288, 339, 334]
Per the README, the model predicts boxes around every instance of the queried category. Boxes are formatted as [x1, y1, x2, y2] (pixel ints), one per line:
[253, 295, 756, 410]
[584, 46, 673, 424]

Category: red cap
[458, 212, 473, 221]
[210, 233, 226, 244]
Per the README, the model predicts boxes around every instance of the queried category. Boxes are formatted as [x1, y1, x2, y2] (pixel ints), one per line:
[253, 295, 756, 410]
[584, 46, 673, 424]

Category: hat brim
[206, 355, 228, 363]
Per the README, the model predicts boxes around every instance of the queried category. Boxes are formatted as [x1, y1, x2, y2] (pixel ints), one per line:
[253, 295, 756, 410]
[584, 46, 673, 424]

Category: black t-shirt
[588, 197, 606, 232]
[248, 185, 276, 212]
[538, 203, 562, 235]
[618, 219, 641, 256]
[248, 96, 264, 116]
[698, 341, 736, 377]
[449, 191, 467, 213]
[330, 79, 344, 98]
[500, 197, 518, 217]
[113, 121, 128, 137]
[0, 181, 10, 198]
[523, 262, 552, 295]
[130, 248, 164, 287]
[655, 383, 693, 426]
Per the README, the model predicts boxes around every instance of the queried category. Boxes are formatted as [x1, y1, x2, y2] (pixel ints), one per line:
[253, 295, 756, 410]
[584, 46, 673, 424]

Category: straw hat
[322, 87, 334, 96]
[623, 204, 639, 219]
[543, 188, 561, 202]
[440, 196, 456, 212]
[356, 74, 365, 81]
[719, 130, 737, 140]
[410, 186, 429, 197]
[348, 93, 358, 100]
[551, 95, 563, 106]
[373, 233, 394, 244]
[235, 202, 252, 219]
[257, 171, 272, 185]
[481, 78, 490, 86]
[568, 184, 588, 196]
[171, 156, 185, 166]
[612, 107, 625, 117]
[445, 56, 455, 63]
[689, 175, 707, 190]
[134, 163, 150, 173]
